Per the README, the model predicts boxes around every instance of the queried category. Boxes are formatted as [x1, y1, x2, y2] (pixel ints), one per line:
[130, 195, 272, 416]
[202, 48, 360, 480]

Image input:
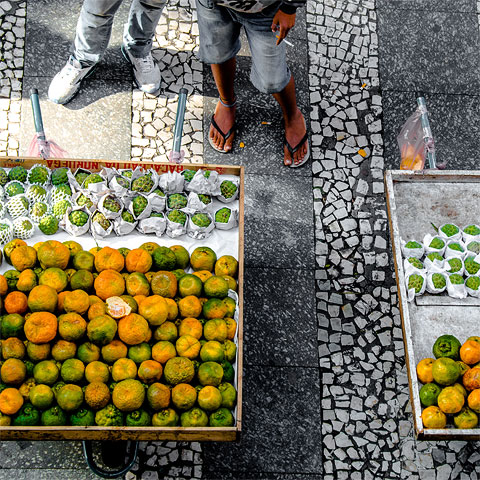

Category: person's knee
[251, 71, 289, 94]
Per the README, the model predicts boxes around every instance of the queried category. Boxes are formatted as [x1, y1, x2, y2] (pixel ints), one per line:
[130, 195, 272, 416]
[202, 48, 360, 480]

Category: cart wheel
[82, 440, 139, 479]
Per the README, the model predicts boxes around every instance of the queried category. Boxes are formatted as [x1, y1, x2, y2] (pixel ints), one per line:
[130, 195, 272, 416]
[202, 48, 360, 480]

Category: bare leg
[210, 57, 237, 152]
[273, 75, 308, 166]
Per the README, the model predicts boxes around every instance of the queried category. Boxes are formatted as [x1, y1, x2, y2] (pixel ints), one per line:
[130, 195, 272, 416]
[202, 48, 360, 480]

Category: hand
[271, 10, 296, 45]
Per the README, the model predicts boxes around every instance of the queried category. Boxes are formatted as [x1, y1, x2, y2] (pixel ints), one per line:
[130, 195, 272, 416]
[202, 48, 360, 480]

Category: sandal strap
[211, 115, 235, 141]
[219, 97, 237, 108]
[285, 132, 308, 155]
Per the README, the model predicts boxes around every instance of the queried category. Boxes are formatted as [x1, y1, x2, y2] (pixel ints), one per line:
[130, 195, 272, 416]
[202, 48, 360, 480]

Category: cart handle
[82, 440, 139, 479]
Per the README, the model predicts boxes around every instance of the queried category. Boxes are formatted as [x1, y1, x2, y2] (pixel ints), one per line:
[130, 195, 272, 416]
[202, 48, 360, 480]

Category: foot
[209, 99, 236, 153]
[121, 45, 161, 95]
[284, 109, 308, 167]
[48, 56, 95, 104]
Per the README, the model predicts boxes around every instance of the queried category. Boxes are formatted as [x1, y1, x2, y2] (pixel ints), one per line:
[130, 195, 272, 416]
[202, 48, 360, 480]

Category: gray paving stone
[243, 266, 317, 367]
[243, 173, 315, 269]
[0, 469, 101, 480]
[19, 75, 131, 160]
[377, 9, 480, 94]
[202, 365, 322, 477]
[377, 0, 477, 12]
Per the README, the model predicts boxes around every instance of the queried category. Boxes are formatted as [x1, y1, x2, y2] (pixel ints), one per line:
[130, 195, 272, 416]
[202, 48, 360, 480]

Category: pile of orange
[416, 334, 480, 430]
[0, 239, 239, 428]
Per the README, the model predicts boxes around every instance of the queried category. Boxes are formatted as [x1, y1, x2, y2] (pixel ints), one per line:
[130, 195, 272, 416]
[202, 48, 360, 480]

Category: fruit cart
[0, 156, 244, 476]
[385, 169, 480, 440]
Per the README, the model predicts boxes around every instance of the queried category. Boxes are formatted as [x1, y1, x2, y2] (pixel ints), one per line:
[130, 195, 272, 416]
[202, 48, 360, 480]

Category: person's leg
[244, 12, 308, 167]
[196, 0, 241, 153]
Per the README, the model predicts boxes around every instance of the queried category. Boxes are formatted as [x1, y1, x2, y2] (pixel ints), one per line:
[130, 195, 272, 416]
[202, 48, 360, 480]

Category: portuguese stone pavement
[1, 0, 480, 479]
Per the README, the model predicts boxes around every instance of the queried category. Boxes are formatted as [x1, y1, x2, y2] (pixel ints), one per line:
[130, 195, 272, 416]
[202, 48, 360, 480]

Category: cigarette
[276, 35, 293, 47]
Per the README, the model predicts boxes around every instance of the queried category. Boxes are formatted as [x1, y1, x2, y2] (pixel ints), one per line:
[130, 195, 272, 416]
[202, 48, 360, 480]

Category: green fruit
[152, 246, 177, 270]
[180, 407, 208, 427]
[167, 209, 187, 226]
[8, 166, 27, 182]
[95, 404, 123, 426]
[5, 181, 25, 197]
[466, 276, 480, 291]
[464, 256, 480, 275]
[220, 180, 237, 199]
[121, 210, 135, 223]
[152, 188, 165, 197]
[405, 241, 422, 249]
[69, 210, 89, 227]
[448, 242, 464, 252]
[0, 168, 8, 186]
[7, 195, 29, 216]
[441, 224, 459, 237]
[28, 165, 49, 185]
[449, 274, 464, 285]
[433, 335, 462, 360]
[114, 176, 130, 188]
[131, 174, 154, 193]
[76, 194, 94, 209]
[132, 195, 148, 217]
[125, 409, 151, 427]
[467, 241, 480, 255]
[447, 258, 462, 273]
[407, 257, 423, 269]
[83, 173, 104, 188]
[75, 171, 89, 186]
[191, 213, 211, 228]
[51, 184, 72, 199]
[209, 407, 234, 427]
[408, 274, 424, 293]
[52, 199, 72, 219]
[149, 212, 164, 218]
[198, 194, 211, 205]
[92, 212, 111, 231]
[51, 167, 69, 186]
[182, 169, 196, 182]
[13, 403, 40, 426]
[431, 273, 446, 289]
[215, 208, 231, 223]
[41, 406, 67, 426]
[103, 196, 121, 213]
[69, 408, 95, 426]
[419, 383, 442, 407]
[167, 193, 188, 209]
[427, 252, 444, 263]
[121, 170, 133, 179]
[26, 185, 47, 200]
[429, 237, 445, 250]
[13, 218, 34, 238]
[464, 225, 480, 236]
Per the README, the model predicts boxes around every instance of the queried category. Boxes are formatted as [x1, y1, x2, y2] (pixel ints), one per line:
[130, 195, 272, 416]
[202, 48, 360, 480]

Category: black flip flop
[285, 132, 310, 168]
[209, 115, 235, 154]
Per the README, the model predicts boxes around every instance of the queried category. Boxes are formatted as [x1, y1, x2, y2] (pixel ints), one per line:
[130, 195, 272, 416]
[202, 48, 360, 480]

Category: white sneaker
[48, 56, 96, 105]
[121, 45, 161, 95]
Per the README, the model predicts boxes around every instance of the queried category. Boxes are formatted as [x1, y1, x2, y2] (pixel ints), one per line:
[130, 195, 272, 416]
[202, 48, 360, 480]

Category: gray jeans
[74, 0, 167, 65]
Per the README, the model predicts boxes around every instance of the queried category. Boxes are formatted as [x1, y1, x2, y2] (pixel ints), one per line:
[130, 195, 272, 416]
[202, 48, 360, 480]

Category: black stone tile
[243, 267, 317, 367]
[377, 0, 476, 12]
[25, 0, 132, 80]
[204, 474, 324, 480]
[0, 470, 100, 480]
[244, 173, 315, 269]
[203, 365, 322, 477]
[19, 75, 132, 161]
[382, 90, 480, 171]
[377, 9, 480, 94]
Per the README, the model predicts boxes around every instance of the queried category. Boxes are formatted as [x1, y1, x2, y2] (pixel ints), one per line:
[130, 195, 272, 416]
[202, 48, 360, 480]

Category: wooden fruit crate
[0, 157, 244, 442]
[385, 170, 480, 440]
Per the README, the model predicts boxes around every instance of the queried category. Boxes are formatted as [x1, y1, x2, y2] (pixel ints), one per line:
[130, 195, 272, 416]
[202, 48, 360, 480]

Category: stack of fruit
[0, 239, 239, 428]
[416, 335, 480, 429]
[403, 223, 480, 298]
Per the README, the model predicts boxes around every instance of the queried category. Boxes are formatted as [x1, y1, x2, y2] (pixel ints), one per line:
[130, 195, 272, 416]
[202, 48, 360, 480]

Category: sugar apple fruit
[464, 256, 480, 275]
[76, 194, 94, 209]
[446, 258, 462, 273]
[407, 257, 424, 269]
[28, 165, 49, 185]
[103, 196, 121, 213]
[131, 174, 154, 193]
[220, 180, 237, 199]
[167, 209, 187, 226]
[182, 169, 196, 182]
[92, 212, 111, 231]
[427, 252, 444, 263]
[215, 207, 231, 223]
[167, 193, 187, 210]
[132, 195, 148, 217]
[198, 194, 211, 205]
[405, 241, 422, 249]
[83, 173, 104, 188]
[466, 276, 480, 291]
[429, 237, 445, 250]
[5, 181, 25, 197]
[0, 168, 8, 186]
[75, 171, 90, 186]
[431, 273, 447, 289]
[191, 213, 211, 228]
[467, 241, 480, 255]
[463, 225, 480, 236]
[408, 274, 424, 293]
[440, 224, 459, 237]
[52, 199, 72, 219]
[69, 210, 89, 227]
[121, 210, 135, 224]
[51, 167, 69, 186]
[448, 242, 464, 253]
[449, 274, 464, 285]
[8, 166, 28, 183]
[38, 215, 59, 235]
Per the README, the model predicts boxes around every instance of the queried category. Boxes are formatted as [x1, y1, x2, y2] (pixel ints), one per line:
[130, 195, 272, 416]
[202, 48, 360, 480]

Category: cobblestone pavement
[1, 0, 480, 479]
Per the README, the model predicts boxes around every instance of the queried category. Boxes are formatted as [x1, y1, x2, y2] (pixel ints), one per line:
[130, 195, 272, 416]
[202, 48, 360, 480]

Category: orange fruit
[138, 295, 168, 326]
[126, 272, 151, 297]
[421, 406, 447, 429]
[203, 319, 227, 342]
[24, 312, 58, 344]
[192, 270, 212, 282]
[200, 341, 225, 363]
[467, 389, 480, 413]
[178, 274, 203, 297]
[463, 367, 480, 391]
[1, 358, 27, 385]
[118, 313, 150, 345]
[214, 255, 238, 277]
[111, 358, 138, 382]
[63, 289, 90, 315]
[85, 361, 110, 383]
[125, 248, 153, 273]
[151, 271, 177, 298]
[147, 383, 171, 410]
[29, 384, 54, 409]
[190, 246, 217, 272]
[164, 298, 179, 321]
[0, 274, 8, 296]
[453, 407, 478, 429]
[140, 242, 161, 255]
[112, 379, 145, 412]
[177, 295, 202, 318]
[33, 360, 59, 385]
[101, 340, 128, 364]
[178, 317, 203, 339]
[57, 312, 87, 341]
[197, 386, 222, 411]
[84, 382, 110, 410]
[56, 384, 83, 411]
[73, 250, 95, 271]
[27, 285, 58, 313]
[203, 276, 229, 298]
[26, 342, 50, 362]
[197, 361, 223, 387]
[0, 388, 24, 415]
[460, 340, 480, 365]
[176, 335, 201, 359]
[37, 240, 70, 269]
[170, 245, 190, 269]
[437, 386, 465, 414]
[57, 291, 68, 312]
[94, 269, 125, 301]
[202, 298, 228, 319]
[163, 357, 195, 385]
[70, 269, 94, 292]
[63, 240, 83, 258]
[94, 247, 125, 273]
[87, 314, 118, 346]
[137, 360, 163, 384]
[225, 318, 237, 340]
[171, 383, 197, 410]
[88, 301, 107, 321]
[39, 267, 68, 293]
[16, 269, 37, 293]
[153, 321, 178, 342]
[77, 342, 101, 364]
[128, 342, 152, 364]
[60, 358, 85, 383]
[10, 245, 37, 272]
[51, 340, 77, 361]
[432, 357, 460, 385]
[152, 341, 177, 364]
[4, 291, 28, 315]
[1, 337, 26, 360]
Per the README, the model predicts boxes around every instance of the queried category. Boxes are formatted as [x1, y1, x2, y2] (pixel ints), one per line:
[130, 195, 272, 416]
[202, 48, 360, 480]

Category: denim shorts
[195, 0, 291, 94]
